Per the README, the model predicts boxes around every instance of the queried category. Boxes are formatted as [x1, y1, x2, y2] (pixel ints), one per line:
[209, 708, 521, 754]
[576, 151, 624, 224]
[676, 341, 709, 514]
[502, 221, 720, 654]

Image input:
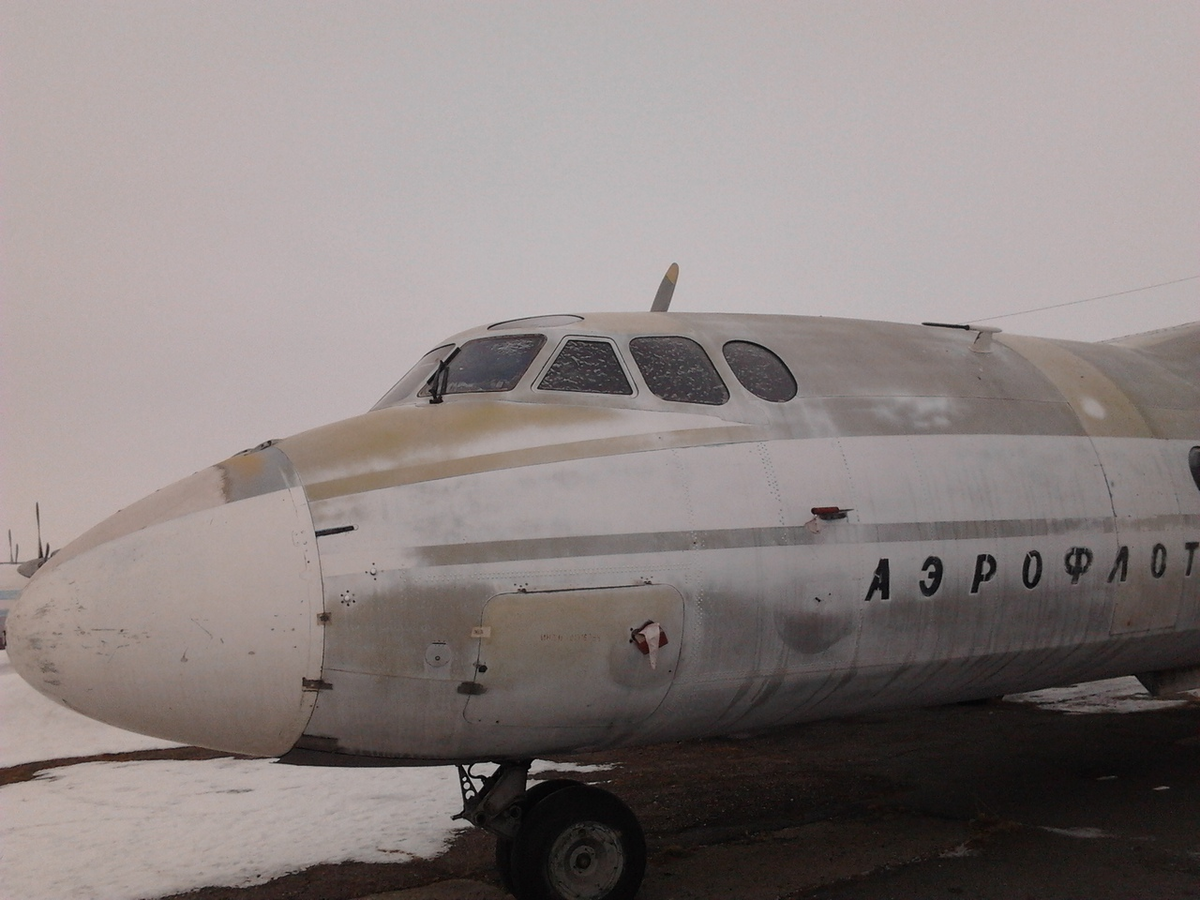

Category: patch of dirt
[0, 746, 238, 786]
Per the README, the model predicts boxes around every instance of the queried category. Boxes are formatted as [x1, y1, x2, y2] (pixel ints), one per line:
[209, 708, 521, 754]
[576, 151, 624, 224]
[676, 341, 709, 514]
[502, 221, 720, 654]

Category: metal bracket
[920, 321, 1002, 353]
[452, 761, 531, 839]
[970, 325, 1003, 353]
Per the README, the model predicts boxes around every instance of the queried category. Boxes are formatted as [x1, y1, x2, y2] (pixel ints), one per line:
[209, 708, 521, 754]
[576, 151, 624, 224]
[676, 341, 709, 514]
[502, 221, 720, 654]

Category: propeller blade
[650, 263, 679, 312]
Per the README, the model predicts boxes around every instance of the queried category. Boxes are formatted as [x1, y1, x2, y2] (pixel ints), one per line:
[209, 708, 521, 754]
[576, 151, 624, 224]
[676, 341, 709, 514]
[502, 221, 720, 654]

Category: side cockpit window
[371, 335, 547, 410]
[630, 336, 729, 405]
[538, 339, 633, 395]
[723, 340, 797, 402]
[372, 344, 454, 410]
[420, 334, 546, 397]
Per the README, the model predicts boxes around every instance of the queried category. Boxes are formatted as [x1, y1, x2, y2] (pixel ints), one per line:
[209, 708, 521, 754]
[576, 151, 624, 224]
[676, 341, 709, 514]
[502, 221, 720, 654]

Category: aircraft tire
[509, 783, 645, 900]
[496, 779, 581, 893]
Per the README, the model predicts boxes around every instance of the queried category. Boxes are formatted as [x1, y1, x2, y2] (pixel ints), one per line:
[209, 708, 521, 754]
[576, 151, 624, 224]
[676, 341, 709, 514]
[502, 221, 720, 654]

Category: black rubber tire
[496, 779, 581, 894]
[509, 784, 645, 900]
[524, 778, 584, 808]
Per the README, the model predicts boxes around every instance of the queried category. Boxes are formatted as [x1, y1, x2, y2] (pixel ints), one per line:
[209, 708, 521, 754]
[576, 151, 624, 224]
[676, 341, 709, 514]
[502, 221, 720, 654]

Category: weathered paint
[998, 335, 1154, 438]
[464, 585, 684, 728]
[6, 313, 1199, 766]
[7, 447, 324, 756]
[283, 403, 762, 503]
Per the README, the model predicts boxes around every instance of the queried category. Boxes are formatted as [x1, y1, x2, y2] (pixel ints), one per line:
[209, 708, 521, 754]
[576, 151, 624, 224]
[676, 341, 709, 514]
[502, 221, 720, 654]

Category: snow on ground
[3, 756, 467, 900]
[1, 648, 1194, 900]
[0, 651, 602, 900]
[1, 654, 183, 766]
[1005, 675, 1198, 714]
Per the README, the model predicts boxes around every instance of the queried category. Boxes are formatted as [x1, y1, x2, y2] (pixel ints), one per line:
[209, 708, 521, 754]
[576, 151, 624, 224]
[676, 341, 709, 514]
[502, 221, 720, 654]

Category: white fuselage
[8, 314, 1200, 763]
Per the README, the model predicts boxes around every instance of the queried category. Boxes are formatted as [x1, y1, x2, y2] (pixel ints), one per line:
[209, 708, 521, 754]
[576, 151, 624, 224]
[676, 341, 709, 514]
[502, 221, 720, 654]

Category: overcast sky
[2, 1, 1197, 547]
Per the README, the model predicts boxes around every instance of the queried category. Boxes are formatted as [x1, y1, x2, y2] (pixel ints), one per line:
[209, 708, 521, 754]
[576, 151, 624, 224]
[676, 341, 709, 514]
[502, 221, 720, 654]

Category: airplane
[0, 565, 23, 651]
[0, 510, 51, 650]
[7, 267, 1199, 900]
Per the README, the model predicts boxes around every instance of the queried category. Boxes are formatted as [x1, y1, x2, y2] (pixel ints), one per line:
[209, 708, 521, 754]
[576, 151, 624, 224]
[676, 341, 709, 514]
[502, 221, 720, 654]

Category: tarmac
[168, 687, 1200, 900]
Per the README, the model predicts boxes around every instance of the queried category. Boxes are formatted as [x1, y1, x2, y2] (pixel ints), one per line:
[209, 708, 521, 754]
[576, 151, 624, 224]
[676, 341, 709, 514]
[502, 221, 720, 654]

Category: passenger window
[538, 340, 633, 395]
[723, 341, 797, 402]
[629, 336, 729, 405]
[417, 334, 546, 397]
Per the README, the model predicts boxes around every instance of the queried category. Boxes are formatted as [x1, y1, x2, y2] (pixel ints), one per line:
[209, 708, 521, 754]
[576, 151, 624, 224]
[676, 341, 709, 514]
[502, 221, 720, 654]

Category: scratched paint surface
[269, 315, 1200, 761]
[8, 314, 1198, 765]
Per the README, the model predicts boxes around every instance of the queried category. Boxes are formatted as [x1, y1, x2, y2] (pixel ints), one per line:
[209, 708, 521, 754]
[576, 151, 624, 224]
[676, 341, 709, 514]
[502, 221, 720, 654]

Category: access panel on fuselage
[464, 585, 683, 728]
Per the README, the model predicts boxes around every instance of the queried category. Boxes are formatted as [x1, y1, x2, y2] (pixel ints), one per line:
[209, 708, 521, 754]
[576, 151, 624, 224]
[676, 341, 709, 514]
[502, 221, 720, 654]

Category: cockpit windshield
[371, 327, 795, 411]
[371, 344, 453, 410]
[421, 334, 546, 398]
[371, 335, 547, 410]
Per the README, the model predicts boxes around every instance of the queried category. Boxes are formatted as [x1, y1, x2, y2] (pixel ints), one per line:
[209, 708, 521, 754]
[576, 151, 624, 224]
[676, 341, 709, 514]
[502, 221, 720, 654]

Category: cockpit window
[722, 340, 797, 402]
[629, 336, 729, 405]
[417, 334, 546, 398]
[372, 344, 454, 410]
[538, 339, 633, 395]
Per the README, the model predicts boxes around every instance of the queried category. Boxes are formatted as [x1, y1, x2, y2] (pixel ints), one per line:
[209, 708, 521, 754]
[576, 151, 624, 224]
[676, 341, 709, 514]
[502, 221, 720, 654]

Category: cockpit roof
[371, 311, 1200, 440]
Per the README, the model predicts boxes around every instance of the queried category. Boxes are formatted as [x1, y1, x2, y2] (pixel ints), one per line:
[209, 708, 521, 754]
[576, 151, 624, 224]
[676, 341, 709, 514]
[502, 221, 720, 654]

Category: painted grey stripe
[410, 515, 1199, 568]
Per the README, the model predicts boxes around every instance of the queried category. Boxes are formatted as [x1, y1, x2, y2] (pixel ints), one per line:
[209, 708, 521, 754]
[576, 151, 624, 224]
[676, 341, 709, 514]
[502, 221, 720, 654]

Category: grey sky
[2, 1, 1197, 546]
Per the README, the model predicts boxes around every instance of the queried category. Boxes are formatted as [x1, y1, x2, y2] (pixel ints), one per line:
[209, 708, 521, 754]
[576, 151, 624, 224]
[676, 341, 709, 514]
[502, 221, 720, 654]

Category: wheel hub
[547, 821, 624, 900]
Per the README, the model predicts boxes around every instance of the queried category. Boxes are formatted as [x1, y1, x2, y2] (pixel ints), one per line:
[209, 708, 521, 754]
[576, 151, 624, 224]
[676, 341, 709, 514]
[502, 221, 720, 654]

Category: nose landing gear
[456, 762, 646, 900]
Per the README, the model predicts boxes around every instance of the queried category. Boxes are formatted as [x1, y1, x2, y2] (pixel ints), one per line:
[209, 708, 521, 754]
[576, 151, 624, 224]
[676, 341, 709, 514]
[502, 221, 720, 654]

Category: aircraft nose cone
[6, 445, 324, 757]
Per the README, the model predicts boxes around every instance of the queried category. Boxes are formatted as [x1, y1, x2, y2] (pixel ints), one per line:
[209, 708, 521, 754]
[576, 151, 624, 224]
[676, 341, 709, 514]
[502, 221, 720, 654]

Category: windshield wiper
[426, 348, 460, 404]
